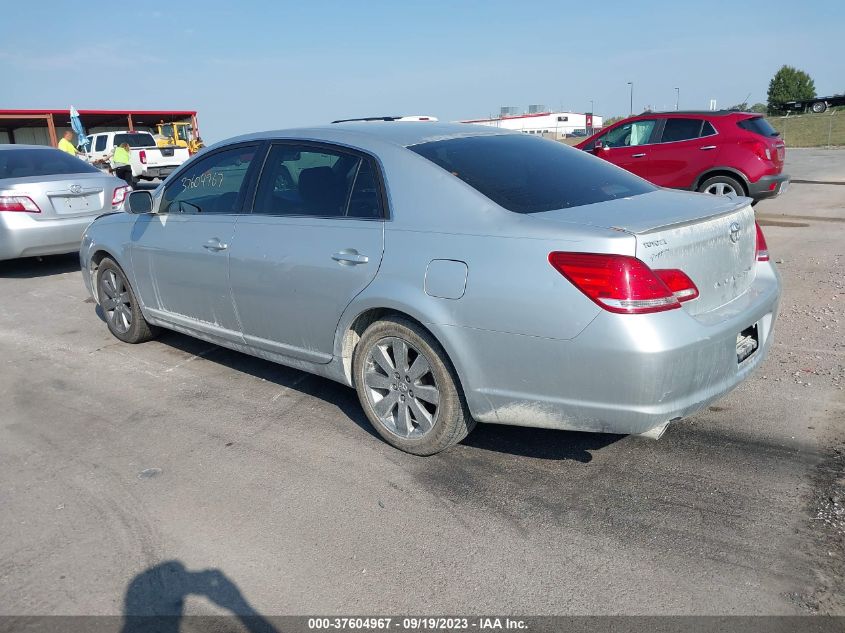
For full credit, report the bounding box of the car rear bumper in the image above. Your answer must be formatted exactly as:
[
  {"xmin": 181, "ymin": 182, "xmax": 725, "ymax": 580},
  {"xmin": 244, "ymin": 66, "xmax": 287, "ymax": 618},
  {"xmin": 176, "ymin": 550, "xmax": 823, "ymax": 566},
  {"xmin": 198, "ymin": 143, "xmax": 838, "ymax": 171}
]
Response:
[
  {"xmin": 0, "ymin": 211, "xmax": 106, "ymax": 261},
  {"xmin": 142, "ymin": 166, "xmax": 179, "ymax": 179},
  {"xmin": 449, "ymin": 262, "xmax": 781, "ymax": 436},
  {"xmin": 748, "ymin": 173, "xmax": 790, "ymax": 201}
]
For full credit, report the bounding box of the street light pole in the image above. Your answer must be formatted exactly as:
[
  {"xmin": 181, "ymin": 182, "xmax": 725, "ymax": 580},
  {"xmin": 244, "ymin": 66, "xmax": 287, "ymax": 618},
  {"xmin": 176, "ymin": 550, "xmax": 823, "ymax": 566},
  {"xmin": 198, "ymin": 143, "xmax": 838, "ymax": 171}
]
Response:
[
  {"xmin": 675, "ymin": 87, "xmax": 679, "ymax": 111},
  {"xmin": 589, "ymin": 100, "xmax": 594, "ymax": 114},
  {"xmin": 627, "ymin": 82, "xmax": 633, "ymax": 115}
]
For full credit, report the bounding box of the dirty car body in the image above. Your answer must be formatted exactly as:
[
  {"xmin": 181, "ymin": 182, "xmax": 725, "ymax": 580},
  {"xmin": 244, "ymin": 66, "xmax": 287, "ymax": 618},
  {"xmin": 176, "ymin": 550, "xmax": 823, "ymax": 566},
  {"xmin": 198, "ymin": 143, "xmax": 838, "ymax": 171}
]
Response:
[
  {"xmin": 79, "ymin": 122, "xmax": 781, "ymax": 448},
  {"xmin": 1, "ymin": 145, "xmax": 129, "ymax": 261}
]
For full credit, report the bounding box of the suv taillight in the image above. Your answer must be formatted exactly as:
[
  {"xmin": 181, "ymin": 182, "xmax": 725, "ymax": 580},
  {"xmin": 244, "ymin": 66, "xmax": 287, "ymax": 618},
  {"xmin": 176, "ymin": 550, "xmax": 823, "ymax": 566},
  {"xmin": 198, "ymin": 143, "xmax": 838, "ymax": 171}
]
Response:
[
  {"xmin": 139, "ymin": 150, "xmax": 147, "ymax": 164},
  {"xmin": 755, "ymin": 222, "xmax": 770, "ymax": 262},
  {"xmin": 548, "ymin": 252, "xmax": 698, "ymax": 314},
  {"xmin": 0, "ymin": 195, "xmax": 41, "ymax": 213},
  {"xmin": 744, "ymin": 139, "xmax": 772, "ymax": 161}
]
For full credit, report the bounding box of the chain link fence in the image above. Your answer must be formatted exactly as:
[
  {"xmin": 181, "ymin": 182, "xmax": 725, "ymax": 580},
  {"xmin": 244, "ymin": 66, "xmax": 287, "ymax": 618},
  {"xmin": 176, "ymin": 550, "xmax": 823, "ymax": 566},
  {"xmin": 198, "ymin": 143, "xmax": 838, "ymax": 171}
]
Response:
[{"xmin": 769, "ymin": 110, "xmax": 844, "ymax": 148}]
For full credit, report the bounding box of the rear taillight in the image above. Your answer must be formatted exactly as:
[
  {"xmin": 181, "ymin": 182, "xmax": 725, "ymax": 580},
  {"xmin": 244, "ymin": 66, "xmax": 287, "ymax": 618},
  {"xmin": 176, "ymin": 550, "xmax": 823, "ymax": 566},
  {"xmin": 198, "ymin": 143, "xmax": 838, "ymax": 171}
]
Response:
[
  {"xmin": 112, "ymin": 186, "xmax": 130, "ymax": 206},
  {"xmin": 755, "ymin": 222, "xmax": 769, "ymax": 262},
  {"xmin": 548, "ymin": 252, "xmax": 698, "ymax": 314},
  {"xmin": 0, "ymin": 195, "xmax": 41, "ymax": 213},
  {"xmin": 654, "ymin": 269, "xmax": 699, "ymax": 302},
  {"xmin": 744, "ymin": 140, "xmax": 772, "ymax": 161},
  {"xmin": 139, "ymin": 150, "xmax": 147, "ymax": 164}
]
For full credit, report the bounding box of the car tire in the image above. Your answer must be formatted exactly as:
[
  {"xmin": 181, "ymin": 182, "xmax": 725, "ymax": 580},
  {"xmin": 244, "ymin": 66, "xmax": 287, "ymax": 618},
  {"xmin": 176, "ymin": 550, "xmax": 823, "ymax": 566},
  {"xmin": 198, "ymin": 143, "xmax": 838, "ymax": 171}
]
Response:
[
  {"xmin": 811, "ymin": 101, "xmax": 827, "ymax": 114},
  {"xmin": 353, "ymin": 316, "xmax": 476, "ymax": 456},
  {"xmin": 698, "ymin": 175, "xmax": 746, "ymax": 198},
  {"xmin": 96, "ymin": 257, "xmax": 158, "ymax": 344}
]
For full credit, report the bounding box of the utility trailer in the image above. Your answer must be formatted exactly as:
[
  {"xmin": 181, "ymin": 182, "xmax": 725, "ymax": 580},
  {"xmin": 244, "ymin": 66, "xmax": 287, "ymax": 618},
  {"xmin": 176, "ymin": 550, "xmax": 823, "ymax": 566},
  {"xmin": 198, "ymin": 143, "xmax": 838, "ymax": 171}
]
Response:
[{"xmin": 781, "ymin": 94, "xmax": 845, "ymax": 114}]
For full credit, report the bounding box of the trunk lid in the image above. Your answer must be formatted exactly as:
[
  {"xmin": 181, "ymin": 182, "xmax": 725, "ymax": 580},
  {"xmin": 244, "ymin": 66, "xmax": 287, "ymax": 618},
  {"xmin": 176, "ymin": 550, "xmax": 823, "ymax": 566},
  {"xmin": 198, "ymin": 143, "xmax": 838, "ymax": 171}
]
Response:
[
  {"xmin": 1, "ymin": 172, "xmax": 120, "ymax": 220},
  {"xmin": 532, "ymin": 190, "xmax": 757, "ymax": 315}
]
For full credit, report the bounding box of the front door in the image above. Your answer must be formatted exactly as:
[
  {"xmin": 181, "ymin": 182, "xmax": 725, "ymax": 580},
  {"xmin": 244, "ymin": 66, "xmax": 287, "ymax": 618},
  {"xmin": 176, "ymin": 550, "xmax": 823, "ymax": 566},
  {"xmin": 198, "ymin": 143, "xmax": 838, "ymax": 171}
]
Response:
[
  {"xmin": 229, "ymin": 142, "xmax": 386, "ymax": 363},
  {"xmin": 129, "ymin": 143, "xmax": 260, "ymax": 343},
  {"xmin": 594, "ymin": 118, "xmax": 658, "ymax": 180}
]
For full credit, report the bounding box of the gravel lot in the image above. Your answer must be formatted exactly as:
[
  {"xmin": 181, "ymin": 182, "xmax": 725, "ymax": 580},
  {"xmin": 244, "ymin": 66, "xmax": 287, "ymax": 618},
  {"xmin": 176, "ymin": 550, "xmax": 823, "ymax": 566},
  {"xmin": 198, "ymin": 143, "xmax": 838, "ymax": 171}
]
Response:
[{"xmin": 1, "ymin": 149, "xmax": 843, "ymax": 618}]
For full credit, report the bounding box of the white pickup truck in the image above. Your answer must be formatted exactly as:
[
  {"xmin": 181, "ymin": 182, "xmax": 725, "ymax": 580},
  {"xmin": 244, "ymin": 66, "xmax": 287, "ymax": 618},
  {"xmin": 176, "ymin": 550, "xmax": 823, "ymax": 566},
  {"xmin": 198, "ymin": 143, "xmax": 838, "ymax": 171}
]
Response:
[{"xmin": 84, "ymin": 131, "xmax": 190, "ymax": 186}]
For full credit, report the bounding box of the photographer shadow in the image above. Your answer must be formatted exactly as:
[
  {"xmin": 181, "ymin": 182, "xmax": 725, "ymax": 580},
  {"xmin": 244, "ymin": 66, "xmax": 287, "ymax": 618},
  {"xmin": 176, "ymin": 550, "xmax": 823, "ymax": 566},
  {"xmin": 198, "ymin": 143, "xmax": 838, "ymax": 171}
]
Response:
[{"xmin": 121, "ymin": 560, "xmax": 278, "ymax": 633}]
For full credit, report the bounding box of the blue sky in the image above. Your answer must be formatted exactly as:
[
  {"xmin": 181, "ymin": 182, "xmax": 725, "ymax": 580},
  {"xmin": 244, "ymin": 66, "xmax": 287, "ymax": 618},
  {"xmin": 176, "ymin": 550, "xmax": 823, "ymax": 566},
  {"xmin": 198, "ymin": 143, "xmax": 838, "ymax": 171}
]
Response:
[{"xmin": 1, "ymin": 0, "xmax": 842, "ymax": 142}]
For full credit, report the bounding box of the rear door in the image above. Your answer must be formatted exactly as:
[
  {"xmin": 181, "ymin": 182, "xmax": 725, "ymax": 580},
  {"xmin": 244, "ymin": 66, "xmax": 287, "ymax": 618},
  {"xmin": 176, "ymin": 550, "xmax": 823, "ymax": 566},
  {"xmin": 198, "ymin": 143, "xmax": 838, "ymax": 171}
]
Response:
[
  {"xmin": 129, "ymin": 143, "xmax": 260, "ymax": 343},
  {"xmin": 229, "ymin": 142, "xmax": 385, "ymax": 363},
  {"xmin": 593, "ymin": 118, "xmax": 658, "ymax": 179},
  {"xmin": 649, "ymin": 118, "xmax": 719, "ymax": 188}
]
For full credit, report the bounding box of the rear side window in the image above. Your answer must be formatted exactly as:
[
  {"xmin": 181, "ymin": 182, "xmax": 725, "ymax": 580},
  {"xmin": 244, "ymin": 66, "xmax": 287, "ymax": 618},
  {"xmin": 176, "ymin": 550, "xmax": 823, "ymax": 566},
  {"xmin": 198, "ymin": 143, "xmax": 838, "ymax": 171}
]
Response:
[
  {"xmin": 253, "ymin": 144, "xmax": 381, "ymax": 218},
  {"xmin": 660, "ymin": 118, "xmax": 705, "ymax": 142},
  {"xmin": 113, "ymin": 133, "xmax": 156, "ymax": 148},
  {"xmin": 737, "ymin": 117, "xmax": 780, "ymax": 137},
  {"xmin": 0, "ymin": 148, "xmax": 99, "ymax": 179},
  {"xmin": 409, "ymin": 134, "xmax": 655, "ymax": 214}
]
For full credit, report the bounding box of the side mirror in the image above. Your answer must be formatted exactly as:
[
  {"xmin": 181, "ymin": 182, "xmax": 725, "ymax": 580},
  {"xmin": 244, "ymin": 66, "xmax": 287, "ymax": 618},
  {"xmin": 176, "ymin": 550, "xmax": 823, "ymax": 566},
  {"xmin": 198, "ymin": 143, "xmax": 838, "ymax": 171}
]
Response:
[
  {"xmin": 592, "ymin": 141, "xmax": 609, "ymax": 154},
  {"xmin": 125, "ymin": 190, "xmax": 154, "ymax": 214}
]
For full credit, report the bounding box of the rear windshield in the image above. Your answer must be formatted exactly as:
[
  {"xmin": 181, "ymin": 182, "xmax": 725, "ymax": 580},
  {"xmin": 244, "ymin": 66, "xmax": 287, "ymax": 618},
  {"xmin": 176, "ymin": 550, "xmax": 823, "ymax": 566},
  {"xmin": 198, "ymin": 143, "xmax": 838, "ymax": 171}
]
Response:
[
  {"xmin": 113, "ymin": 133, "xmax": 156, "ymax": 148},
  {"xmin": 737, "ymin": 117, "xmax": 780, "ymax": 137},
  {"xmin": 409, "ymin": 134, "xmax": 654, "ymax": 213},
  {"xmin": 0, "ymin": 148, "xmax": 99, "ymax": 179}
]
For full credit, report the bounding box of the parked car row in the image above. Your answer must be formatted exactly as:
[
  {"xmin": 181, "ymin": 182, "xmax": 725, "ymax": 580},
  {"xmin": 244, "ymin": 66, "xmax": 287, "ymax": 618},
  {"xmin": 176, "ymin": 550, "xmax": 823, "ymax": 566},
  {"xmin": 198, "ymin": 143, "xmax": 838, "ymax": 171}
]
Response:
[{"xmin": 71, "ymin": 121, "xmax": 781, "ymax": 455}]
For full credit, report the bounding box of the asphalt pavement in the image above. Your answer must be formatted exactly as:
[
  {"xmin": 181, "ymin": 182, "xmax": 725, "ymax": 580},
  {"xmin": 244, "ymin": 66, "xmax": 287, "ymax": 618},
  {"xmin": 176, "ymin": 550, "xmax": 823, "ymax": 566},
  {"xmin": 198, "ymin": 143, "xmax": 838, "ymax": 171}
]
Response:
[{"xmin": 1, "ymin": 150, "xmax": 843, "ymax": 618}]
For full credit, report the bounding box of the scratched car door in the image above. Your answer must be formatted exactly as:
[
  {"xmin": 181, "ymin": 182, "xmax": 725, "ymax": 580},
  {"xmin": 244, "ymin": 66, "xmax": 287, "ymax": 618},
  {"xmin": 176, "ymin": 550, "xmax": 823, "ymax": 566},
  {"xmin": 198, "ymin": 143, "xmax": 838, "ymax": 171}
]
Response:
[{"xmin": 229, "ymin": 142, "xmax": 385, "ymax": 363}]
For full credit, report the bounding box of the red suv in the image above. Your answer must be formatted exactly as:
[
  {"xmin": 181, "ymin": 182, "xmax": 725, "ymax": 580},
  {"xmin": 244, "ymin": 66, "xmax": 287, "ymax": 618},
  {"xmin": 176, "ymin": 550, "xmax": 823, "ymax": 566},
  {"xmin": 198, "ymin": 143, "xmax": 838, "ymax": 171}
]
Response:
[{"xmin": 575, "ymin": 111, "xmax": 789, "ymax": 203}]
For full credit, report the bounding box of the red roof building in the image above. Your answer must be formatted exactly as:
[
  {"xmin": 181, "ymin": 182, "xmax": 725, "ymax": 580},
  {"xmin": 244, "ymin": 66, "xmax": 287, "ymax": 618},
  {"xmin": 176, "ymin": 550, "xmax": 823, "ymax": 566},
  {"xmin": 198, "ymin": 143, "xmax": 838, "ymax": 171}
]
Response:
[{"xmin": 0, "ymin": 109, "xmax": 199, "ymax": 147}]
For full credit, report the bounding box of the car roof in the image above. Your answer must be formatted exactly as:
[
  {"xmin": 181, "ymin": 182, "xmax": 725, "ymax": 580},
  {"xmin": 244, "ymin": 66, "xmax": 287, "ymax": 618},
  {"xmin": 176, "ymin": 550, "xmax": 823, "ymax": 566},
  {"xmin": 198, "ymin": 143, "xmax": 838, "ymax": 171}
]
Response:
[
  {"xmin": 629, "ymin": 110, "xmax": 758, "ymax": 119},
  {"xmin": 211, "ymin": 121, "xmax": 513, "ymax": 153}
]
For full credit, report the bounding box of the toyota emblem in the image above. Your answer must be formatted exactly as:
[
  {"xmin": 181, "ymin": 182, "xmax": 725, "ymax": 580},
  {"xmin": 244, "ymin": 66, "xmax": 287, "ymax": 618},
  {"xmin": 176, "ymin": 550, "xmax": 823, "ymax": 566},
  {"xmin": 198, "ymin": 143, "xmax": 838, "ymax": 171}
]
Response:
[
  {"xmin": 729, "ymin": 221, "xmax": 741, "ymax": 244},
  {"xmin": 69, "ymin": 184, "xmax": 83, "ymax": 194}
]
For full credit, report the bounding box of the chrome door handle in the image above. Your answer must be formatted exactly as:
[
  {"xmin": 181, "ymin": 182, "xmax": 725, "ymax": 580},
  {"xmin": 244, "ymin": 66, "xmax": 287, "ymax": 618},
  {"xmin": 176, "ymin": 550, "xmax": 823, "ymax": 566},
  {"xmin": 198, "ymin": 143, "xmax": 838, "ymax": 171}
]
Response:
[
  {"xmin": 699, "ymin": 145, "xmax": 717, "ymax": 150},
  {"xmin": 332, "ymin": 250, "xmax": 369, "ymax": 265},
  {"xmin": 632, "ymin": 153, "xmax": 646, "ymax": 158},
  {"xmin": 202, "ymin": 239, "xmax": 228, "ymax": 252}
]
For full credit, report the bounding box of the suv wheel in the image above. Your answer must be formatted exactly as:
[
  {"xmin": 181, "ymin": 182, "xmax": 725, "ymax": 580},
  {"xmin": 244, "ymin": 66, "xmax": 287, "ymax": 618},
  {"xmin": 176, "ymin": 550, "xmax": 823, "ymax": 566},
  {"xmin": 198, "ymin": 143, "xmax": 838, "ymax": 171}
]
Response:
[
  {"xmin": 353, "ymin": 316, "xmax": 476, "ymax": 455},
  {"xmin": 698, "ymin": 175, "xmax": 745, "ymax": 198}
]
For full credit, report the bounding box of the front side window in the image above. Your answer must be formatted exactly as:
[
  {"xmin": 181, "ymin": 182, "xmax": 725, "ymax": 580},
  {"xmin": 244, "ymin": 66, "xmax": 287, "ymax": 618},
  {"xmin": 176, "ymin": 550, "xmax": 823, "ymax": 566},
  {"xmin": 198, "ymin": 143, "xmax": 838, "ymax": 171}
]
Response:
[
  {"xmin": 602, "ymin": 119, "xmax": 657, "ymax": 147},
  {"xmin": 660, "ymin": 118, "xmax": 705, "ymax": 143},
  {"xmin": 253, "ymin": 144, "xmax": 381, "ymax": 218},
  {"xmin": 409, "ymin": 133, "xmax": 655, "ymax": 214},
  {"xmin": 95, "ymin": 135, "xmax": 108, "ymax": 152},
  {"xmin": 161, "ymin": 145, "xmax": 257, "ymax": 214}
]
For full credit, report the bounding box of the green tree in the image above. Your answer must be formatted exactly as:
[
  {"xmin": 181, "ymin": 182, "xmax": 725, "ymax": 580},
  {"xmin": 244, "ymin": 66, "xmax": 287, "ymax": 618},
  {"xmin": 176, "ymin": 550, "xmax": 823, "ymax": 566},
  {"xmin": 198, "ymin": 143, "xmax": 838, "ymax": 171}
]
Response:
[
  {"xmin": 767, "ymin": 65, "xmax": 816, "ymax": 114},
  {"xmin": 749, "ymin": 103, "xmax": 768, "ymax": 114},
  {"xmin": 604, "ymin": 116, "xmax": 625, "ymax": 126}
]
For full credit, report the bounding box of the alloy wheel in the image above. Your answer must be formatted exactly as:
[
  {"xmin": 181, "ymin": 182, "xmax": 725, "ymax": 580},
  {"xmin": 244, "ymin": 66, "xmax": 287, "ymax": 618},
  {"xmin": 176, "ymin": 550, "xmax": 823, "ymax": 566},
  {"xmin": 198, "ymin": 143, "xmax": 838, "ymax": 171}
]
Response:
[
  {"xmin": 704, "ymin": 182, "xmax": 737, "ymax": 196},
  {"xmin": 101, "ymin": 269, "xmax": 132, "ymax": 334},
  {"xmin": 363, "ymin": 336, "xmax": 440, "ymax": 439}
]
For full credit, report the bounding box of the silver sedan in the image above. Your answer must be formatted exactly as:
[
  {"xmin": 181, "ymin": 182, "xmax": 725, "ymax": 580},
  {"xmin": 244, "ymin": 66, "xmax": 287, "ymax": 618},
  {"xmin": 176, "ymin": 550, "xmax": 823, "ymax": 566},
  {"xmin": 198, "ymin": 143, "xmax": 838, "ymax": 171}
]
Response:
[
  {"xmin": 0, "ymin": 145, "xmax": 130, "ymax": 261},
  {"xmin": 79, "ymin": 122, "xmax": 781, "ymax": 455}
]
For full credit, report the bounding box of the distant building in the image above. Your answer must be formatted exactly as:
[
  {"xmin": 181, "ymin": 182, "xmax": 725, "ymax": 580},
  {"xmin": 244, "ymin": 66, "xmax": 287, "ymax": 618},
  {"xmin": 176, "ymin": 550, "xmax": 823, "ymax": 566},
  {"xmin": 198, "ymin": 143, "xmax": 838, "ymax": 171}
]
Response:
[{"xmin": 459, "ymin": 110, "xmax": 602, "ymax": 140}]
